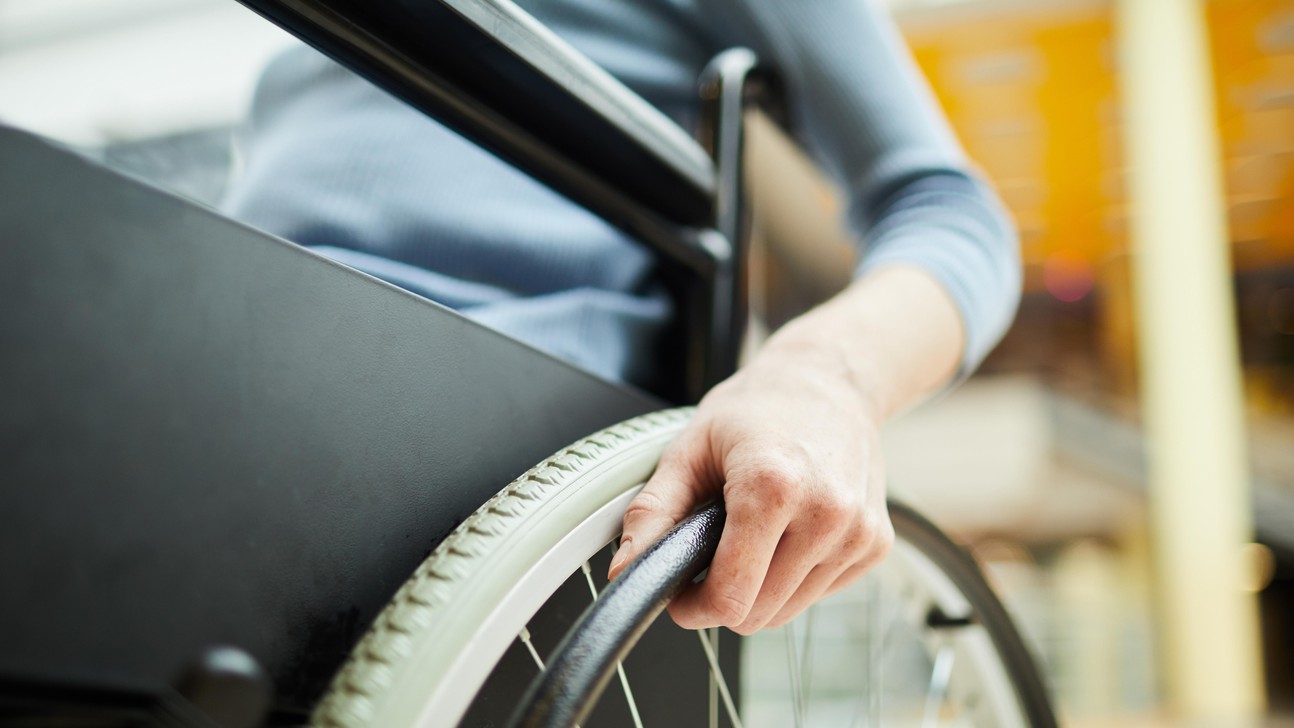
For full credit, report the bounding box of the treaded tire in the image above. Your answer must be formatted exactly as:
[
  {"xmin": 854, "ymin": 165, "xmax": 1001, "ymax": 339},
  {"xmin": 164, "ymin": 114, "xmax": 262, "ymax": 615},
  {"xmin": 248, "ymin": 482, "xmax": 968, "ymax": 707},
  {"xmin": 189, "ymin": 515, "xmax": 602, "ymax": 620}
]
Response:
[
  {"xmin": 311, "ymin": 408, "xmax": 692, "ymax": 728},
  {"xmin": 310, "ymin": 408, "xmax": 1057, "ymax": 727}
]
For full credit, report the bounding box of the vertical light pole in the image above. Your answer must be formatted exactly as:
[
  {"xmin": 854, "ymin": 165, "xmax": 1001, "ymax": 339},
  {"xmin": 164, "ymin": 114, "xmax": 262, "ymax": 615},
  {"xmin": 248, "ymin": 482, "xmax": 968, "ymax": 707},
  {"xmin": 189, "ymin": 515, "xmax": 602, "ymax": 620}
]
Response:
[{"xmin": 1114, "ymin": 0, "xmax": 1266, "ymax": 722}]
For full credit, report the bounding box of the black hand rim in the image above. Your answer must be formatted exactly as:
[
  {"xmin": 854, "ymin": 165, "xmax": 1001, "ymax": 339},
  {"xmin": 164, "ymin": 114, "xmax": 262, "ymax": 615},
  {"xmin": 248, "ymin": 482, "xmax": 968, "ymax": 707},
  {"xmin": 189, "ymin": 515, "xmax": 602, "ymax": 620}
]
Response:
[{"xmin": 505, "ymin": 499, "xmax": 1058, "ymax": 728}]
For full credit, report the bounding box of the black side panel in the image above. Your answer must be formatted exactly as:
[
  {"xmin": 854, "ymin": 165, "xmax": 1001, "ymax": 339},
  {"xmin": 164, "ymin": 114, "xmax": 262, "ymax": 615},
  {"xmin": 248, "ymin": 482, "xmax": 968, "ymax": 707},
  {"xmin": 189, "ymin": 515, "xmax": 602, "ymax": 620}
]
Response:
[{"xmin": 0, "ymin": 127, "xmax": 660, "ymax": 710}]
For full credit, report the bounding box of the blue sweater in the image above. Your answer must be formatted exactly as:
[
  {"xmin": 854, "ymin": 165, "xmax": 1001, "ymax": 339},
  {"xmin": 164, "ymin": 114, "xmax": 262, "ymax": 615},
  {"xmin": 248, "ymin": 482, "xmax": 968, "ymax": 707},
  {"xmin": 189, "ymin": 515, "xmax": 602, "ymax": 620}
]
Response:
[{"xmin": 222, "ymin": 0, "xmax": 1020, "ymax": 387}]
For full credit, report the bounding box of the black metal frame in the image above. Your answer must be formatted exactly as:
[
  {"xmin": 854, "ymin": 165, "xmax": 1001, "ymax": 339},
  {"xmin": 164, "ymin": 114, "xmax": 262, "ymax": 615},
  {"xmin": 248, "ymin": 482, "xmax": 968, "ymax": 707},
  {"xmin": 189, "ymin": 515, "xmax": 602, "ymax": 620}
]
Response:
[{"xmin": 234, "ymin": 0, "xmax": 717, "ymax": 230}]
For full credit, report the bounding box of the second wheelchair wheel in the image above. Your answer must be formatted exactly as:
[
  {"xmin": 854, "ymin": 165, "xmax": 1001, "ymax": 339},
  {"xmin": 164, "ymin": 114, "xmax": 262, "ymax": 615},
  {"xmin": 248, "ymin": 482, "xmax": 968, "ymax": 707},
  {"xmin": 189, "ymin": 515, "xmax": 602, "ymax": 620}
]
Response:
[
  {"xmin": 309, "ymin": 409, "xmax": 1056, "ymax": 728},
  {"xmin": 732, "ymin": 501, "xmax": 1056, "ymax": 727}
]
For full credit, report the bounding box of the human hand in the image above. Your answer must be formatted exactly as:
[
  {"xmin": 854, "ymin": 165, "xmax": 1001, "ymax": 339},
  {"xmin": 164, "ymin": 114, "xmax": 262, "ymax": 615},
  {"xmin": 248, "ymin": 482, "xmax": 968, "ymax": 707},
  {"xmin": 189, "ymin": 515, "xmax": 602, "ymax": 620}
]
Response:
[{"xmin": 606, "ymin": 343, "xmax": 894, "ymax": 634}]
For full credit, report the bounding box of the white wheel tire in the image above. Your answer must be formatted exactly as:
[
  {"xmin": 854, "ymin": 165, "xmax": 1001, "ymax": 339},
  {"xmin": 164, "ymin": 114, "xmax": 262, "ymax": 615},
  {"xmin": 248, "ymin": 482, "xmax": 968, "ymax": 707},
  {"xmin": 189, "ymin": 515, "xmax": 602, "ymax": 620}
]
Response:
[
  {"xmin": 311, "ymin": 408, "xmax": 692, "ymax": 728},
  {"xmin": 311, "ymin": 407, "xmax": 1055, "ymax": 728}
]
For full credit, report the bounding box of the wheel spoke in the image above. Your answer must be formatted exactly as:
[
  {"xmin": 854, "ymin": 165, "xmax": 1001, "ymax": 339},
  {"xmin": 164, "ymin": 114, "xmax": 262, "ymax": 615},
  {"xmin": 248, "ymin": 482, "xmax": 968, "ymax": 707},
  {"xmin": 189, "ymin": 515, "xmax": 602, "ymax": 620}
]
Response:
[
  {"xmin": 869, "ymin": 577, "xmax": 883, "ymax": 728},
  {"xmin": 850, "ymin": 574, "xmax": 884, "ymax": 728},
  {"xmin": 697, "ymin": 628, "xmax": 744, "ymax": 728},
  {"xmin": 708, "ymin": 627, "xmax": 719, "ymax": 728},
  {"xmin": 921, "ymin": 641, "xmax": 955, "ymax": 728},
  {"xmin": 518, "ymin": 624, "xmax": 587, "ymax": 728},
  {"xmin": 800, "ymin": 605, "xmax": 816, "ymax": 725},
  {"xmin": 581, "ymin": 560, "xmax": 644, "ymax": 728},
  {"xmin": 519, "ymin": 626, "xmax": 546, "ymax": 671},
  {"xmin": 847, "ymin": 594, "xmax": 866, "ymax": 728},
  {"xmin": 785, "ymin": 620, "xmax": 806, "ymax": 727}
]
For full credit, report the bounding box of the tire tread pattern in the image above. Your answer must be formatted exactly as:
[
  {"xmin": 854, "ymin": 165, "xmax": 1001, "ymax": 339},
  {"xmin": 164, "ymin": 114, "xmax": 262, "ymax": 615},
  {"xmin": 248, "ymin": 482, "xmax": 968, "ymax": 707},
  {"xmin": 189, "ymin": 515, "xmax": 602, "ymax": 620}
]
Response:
[{"xmin": 310, "ymin": 408, "xmax": 692, "ymax": 728}]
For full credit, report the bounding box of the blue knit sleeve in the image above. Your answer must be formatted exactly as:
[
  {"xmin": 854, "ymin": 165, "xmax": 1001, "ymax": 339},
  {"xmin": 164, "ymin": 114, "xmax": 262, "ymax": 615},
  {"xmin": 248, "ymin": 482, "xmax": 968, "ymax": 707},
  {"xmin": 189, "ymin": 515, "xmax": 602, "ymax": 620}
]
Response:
[{"xmin": 696, "ymin": 0, "xmax": 1022, "ymax": 375}]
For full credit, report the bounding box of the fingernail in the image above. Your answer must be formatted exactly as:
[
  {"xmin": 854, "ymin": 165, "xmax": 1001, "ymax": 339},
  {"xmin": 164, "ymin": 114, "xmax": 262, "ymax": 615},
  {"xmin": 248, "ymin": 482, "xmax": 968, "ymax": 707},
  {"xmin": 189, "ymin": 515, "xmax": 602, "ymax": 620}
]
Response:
[{"xmin": 608, "ymin": 538, "xmax": 632, "ymax": 577}]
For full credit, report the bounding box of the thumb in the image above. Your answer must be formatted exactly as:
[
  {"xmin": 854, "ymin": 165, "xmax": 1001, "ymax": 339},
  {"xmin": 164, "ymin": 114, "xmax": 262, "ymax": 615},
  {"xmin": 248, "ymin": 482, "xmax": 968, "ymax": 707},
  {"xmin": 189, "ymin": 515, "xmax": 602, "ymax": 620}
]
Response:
[{"xmin": 608, "ymin": 439, "xmax": 711, "ymax": 580}]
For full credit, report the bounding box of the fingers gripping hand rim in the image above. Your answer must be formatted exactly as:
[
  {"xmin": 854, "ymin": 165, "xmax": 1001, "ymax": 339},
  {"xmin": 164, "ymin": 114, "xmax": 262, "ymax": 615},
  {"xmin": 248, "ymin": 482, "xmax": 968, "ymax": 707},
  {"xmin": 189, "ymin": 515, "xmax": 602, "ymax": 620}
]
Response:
[
  {"xmin": 608, "ymin": 427, "xmax": 714, "ymax": 579},
  {"xmin": 612, "ymin": 415, "xmax": 893, "ymax": 634},
  {"xmin": 665, "ymin": 469, "xmax": 795, "ymax": 631}
]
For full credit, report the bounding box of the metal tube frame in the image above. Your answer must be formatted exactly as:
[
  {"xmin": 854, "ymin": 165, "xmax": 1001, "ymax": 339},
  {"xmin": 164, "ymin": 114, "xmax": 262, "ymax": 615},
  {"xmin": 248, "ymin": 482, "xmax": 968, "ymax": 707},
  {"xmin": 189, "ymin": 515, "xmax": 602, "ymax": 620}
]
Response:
[{"xmin": 230, "ymin": 0, "xmax": 776, "ymax": 402}]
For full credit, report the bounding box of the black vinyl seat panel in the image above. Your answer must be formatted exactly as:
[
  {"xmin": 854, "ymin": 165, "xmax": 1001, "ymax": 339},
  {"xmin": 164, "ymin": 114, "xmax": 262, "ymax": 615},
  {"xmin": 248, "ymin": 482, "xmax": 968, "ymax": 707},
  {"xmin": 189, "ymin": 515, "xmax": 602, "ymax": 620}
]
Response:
[{"xmin": 0, "ymin": 126, "xmax": 661, "ymax": 712}]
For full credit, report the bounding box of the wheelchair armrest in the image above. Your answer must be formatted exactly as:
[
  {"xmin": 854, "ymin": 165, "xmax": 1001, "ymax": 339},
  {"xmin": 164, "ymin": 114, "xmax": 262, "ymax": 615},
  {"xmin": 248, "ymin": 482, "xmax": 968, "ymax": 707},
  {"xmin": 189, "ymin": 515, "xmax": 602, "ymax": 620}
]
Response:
[{"xmin": 232, "ymin": 0, "xmax": 715, "ymax": 234}]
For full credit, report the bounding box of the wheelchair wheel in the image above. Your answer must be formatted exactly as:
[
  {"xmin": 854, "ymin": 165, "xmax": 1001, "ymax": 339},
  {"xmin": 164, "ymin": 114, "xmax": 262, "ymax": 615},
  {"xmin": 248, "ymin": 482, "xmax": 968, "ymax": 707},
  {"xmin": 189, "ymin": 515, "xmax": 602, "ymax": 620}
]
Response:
[{"xmin": 309, "ymin": 409, "xmax": 1056, "ymax": 728}]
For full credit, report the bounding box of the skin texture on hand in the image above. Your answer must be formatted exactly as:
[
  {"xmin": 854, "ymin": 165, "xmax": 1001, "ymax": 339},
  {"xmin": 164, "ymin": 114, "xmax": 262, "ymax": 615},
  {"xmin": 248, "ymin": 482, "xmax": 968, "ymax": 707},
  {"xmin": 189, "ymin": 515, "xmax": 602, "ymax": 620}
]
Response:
[{"xmin": 608, "ymin": 265, "xmax": 965, "ymax": 633}]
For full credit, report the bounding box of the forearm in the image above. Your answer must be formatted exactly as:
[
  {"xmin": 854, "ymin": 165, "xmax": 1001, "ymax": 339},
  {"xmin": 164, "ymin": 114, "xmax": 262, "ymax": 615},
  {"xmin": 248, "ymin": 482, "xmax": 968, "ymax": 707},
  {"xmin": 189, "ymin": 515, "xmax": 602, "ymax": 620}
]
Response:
[{"xmin": 748, "ymin": 264, "xmax": 964, "ymax": 423}]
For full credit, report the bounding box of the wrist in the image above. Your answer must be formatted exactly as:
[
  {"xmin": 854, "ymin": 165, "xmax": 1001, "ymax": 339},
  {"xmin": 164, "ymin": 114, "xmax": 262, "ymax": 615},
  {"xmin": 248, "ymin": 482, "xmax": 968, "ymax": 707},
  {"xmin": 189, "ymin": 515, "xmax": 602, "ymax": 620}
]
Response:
[
  {"xmin": 756, "ymin": 313, "xmax": 890, "ymax": 421},
  {"xmin": 749, "ymin": 266, "xmax": 964, "ymax": 422}
]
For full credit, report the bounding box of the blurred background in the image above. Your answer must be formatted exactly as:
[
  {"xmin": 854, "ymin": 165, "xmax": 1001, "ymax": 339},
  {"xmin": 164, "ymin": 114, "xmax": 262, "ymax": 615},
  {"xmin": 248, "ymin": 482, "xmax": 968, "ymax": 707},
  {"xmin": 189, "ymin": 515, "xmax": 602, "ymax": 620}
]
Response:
[{"xmin": 1, "ymin": 0, "xmax": 1289, "ymax": 725}]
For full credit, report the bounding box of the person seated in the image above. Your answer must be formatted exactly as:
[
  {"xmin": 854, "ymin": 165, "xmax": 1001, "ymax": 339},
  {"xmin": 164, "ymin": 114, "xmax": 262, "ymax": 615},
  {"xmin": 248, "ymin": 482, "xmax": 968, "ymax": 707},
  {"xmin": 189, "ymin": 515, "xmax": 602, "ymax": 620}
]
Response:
[{"xmin": 222, "ymin": 0, "xmax": 1020, "ymax": 635}]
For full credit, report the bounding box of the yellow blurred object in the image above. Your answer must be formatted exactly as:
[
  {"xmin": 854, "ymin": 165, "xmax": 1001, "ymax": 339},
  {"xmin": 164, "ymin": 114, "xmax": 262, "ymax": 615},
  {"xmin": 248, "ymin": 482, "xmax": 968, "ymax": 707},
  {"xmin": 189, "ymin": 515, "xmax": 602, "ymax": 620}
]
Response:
[
  {"xmin": 1117, "ymin": 0, "xmax": 1265, "ymax": 720},
  {"xmin": 899, "ymin": 0, "xmax": 1294, "ymax": 291}
]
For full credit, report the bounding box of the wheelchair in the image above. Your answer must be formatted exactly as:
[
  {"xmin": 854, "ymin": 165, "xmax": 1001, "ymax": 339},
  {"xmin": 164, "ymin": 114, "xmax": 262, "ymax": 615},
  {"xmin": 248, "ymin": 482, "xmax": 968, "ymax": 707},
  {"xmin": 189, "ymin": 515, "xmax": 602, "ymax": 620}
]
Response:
[{"xmin": 0, "ymin": 0, "xmax": 1057, "ymax": 726}]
